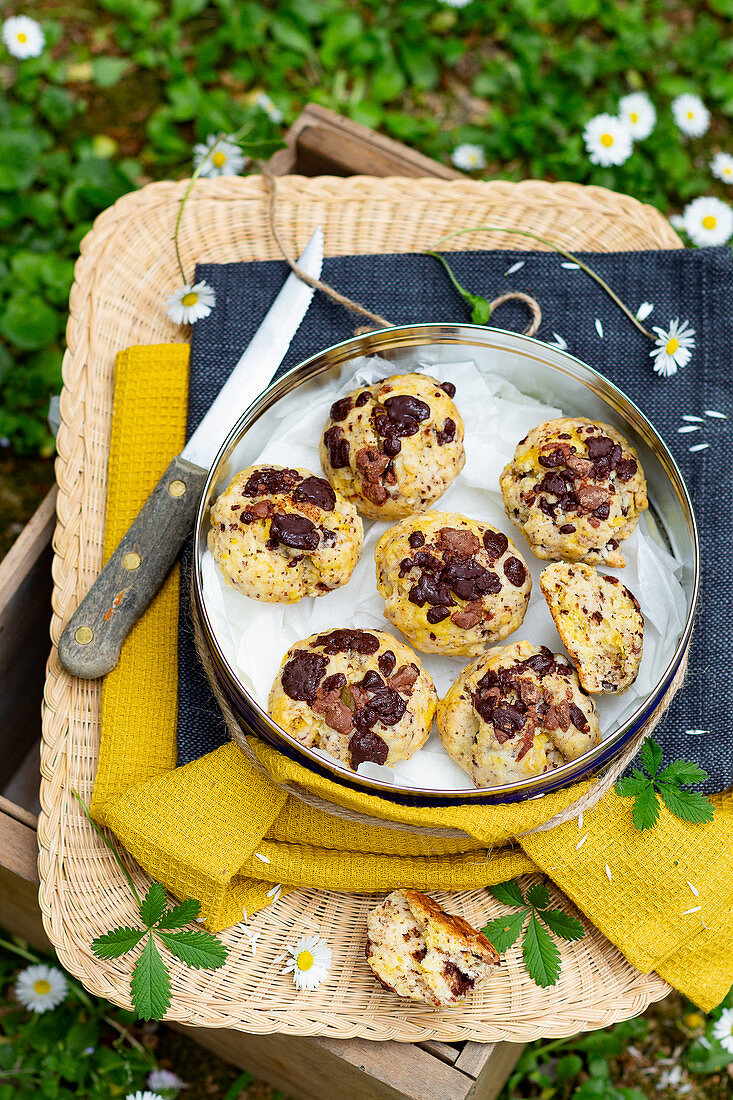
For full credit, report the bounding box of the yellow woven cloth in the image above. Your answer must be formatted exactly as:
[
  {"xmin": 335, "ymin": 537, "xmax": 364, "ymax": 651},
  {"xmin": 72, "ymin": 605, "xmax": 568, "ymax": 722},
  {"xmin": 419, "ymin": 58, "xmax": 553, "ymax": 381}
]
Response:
[{"xmin": 92, "ymin": 344, "xmax": 733, "ymax": 1011}]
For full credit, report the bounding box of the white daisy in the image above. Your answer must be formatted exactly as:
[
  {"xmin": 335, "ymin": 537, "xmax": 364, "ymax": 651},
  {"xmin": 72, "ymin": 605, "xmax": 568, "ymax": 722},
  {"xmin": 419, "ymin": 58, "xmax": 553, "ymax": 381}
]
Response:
[
  {"xmin": 712, "ymin": 1007, "xmax": 733, "ymax": 1054},
  {"xmin": 618, "ymin": 92, "xmax": 656, "ymax": 140},
  {"xmin": 650, "ymin": 318, "xmax": 696, "ymax": 378},
  {"xmin": 256, "ymin": 92, "xmax": 283, "ymax": 124},
  {"xmin": 711, "ymin": 152, "xmax": 733, "ymax": 185},
  {"xmin": 15, "ymin": 964, "xmax": 68, "ymax": 1013},
  {"xmin": 672, "ymin": 94, "xmax": 710, "ymax": 138},
  {"xmin": 126, "ymin": 1092, "xmax": 166, "ymax": 1100},
  {"xmin": 193, "ymin": 134, "xmax": 246, "ymax": 178},
  {"xmin": 440, "ymin": 0, "xmax": 471, "ymax": 7},
  {"xmin": 670, "ymin": 213, "xmax": 685, "ymax": 231},
  {"xmin": 583, "ymin": 114, "xmax": 633, "ymax": 167},
  {"xmin": 2, "ymin": 15, "xmax": 45, "ymax": 58},
  {"xmin": 451, "ymin": 143, "xmax": 486, "ymax": 171},
  {"xmin": 165, "ymin": 281, "xmax": 216, "ymax": 325},
  {"xmin": 281, "ymin": 934, "xmax": 332, "ymax": 991},
  {"xmin": 148, "ymin": 1068, "xmax": 186, "ymax": 1093},
  {"xmin": 682, "ymin": 196, "xmax": 733, "ymax": 247}
]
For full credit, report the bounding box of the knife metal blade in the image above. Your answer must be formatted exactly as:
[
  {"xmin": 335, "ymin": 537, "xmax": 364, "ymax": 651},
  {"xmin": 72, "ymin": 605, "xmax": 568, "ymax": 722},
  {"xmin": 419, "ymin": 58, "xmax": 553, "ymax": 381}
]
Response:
[{"xmin": 58, "ymin": 228, "xmax": 324, "ymax": 679}]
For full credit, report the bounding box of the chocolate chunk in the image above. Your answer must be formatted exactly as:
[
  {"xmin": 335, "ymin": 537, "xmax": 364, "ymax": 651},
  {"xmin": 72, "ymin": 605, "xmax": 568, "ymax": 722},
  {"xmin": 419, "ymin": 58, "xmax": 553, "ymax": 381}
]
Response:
[
  {"xmin": 577, "ymin": 485, "xmax": 609, "ymax": 512},
  {"xmin": 442, "ymin": 961, "xmax": 473, "ymax": 997},
  {"xmin": 593, "ymin": 501, "xmax": 610, "ymax": 520},
  {"xmin": 242, "ymin": 499, "xmax": 273, "ymax": 523},
  {"xmin": 451, "ymin": 606, "xmax": 482, "ymax": 629},
  {"xmin": 281, "ymin": 650, "xmax": 328, "ymax": 703},
  {"xmin": 408, "ymin": 531, "xmax": 425, "ymax": 549},
  {"xmin": 539, "ymin": 472, "xmax": 568, "ymax": 498},
  {"xmin": 313, "ymin": 630, "xmax": 380, "ymax": 655},
  {"xmin": 615, "ymin": 456, "xmax": 638, "ymax": 481},
  {"xmin": 355, "ymin": 445, "xmax": 390, "ymax": 483},
  {"xmin": 412, "ymin": 550, "xmax": 442, "ymax": 571},
  {"xmin": 329, "ymin": 396, "xmax": 353, "ymax": 422},
  {"xmin": 383, "ymin": 393, "xmax": 431, "ymax": 430},
  {"xmin": 442, "ymin": 559, "xmax": 501, "ymax": 600},
  {"xmin": 426, "ymin": 606, "xmax": 451, "ymax": 624},
  {"xmin": 312, "ymin": 690, "xmax": 353, "ymax": 735},
  {"xmin": 323, "ymin": 673, "xmax": 347, "ymax": 693},
  {"xmin": 436, "ymin": 418, "xmax": 456, "ymax": 445},
  {"xmin": 521, "ymin": 647, "xmax": 555, "ymax": 676},
  {"xmin": 291, "ymin": 475, "xmax": 336, "ymax": 511},
  {"xmin": 538, "ymin": 447, "xmax": 566, "ymax": 468},
  {"xmin": 383, "ymin": 436, "xmax": 402, "ymax": 457},
  {"xmin": 438, "ymin": 527, "xmax": 480, "ymax": 557},
  {"xmin": 243, "ymin": 466, "xmax": 300, "ymax": 497},
  {"xmin": 389, "ymin": 664, "xmax": 419, "ymax": 692},
  {"xmin": 356, "ymin": 686, "xmax": 406, "ymax": 728},
  {"xmin": 559, "ymin": 523, "xmax": 576, "ymax": 533},
  {"xmin": 591, "ymin": 610, "xmax": 603, "ymax": 624},
  {"xmin": 482, "ymin": 529, "xmax": 509, "ymax": 561},
  {"xmin": 354, "ymin": 389, "xmax": 372, "ymax": 407},
  {"xmin": 378, "ymin": 650, "xmax": 397, "ymax": 677},
  {"xmin": 361, "ymin": 670, "xmax": 385, "ymax": 691},
  {"xmin": 323, "ymin": 425, "xmax": 350, "ymax": 469},
  {"xmin": 349, "ymin": 727, "xmax": 389, "ymax": 768},
  {"xmin": 538, "ymin": 496, "xmax": 558, "ymax": 517},
  {"xmin": 544, "ymin": 705, "xmax": 560, "ymax": 731},
  {"xmin": 440, "ymin": 381, "xmax": 456, "ymax": 397},
  {"xmin": 503, "ymin": 557, "xmax": 527, "ymax": 587},
  {"xmin": 362, "ymin": 480, "xmax": 388, "ymax": 505},
  {"xmin": 413, "ymin": 945, "xmax": 428, "ymax": 963},
  {"xmin": 569, "ymin": 702, "xmax": 590, "ymax": 732},
  {"xmin": 587, "ymin": 435, "xmax": 614, "ymax": 459},
  {"xmin": 519, "ymin": 679, "xmax": 540, "ymax": 706},
  {"xmin": 566, "ymin": 453, "xmax": 594, "ymax": 478},
  {"xmin": 269, "ymin": 513, "xmax": 320, "ymax": 551},
  {"xmin": 492, "ymin": 703, "xmax": 527, "ymax": 734},
  {"xmin": 560, "ymin": 493, "xmax": 579, "ymax": 513},
  {"xmin": 409, "ymin": 574, "xmax": 454, "ymax": 608}
]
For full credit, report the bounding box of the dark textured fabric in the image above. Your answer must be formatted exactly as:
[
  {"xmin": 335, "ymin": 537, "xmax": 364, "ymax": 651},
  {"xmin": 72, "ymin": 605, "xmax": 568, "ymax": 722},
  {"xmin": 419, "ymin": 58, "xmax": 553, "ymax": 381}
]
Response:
[{"xmin": 176, "ymin": 247, "xmax": 732, "ymax": 794}]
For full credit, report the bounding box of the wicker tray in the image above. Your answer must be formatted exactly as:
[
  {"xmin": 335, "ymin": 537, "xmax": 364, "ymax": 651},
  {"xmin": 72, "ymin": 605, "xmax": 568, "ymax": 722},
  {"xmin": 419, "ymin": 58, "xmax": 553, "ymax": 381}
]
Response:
[{"xmin": 40, "ymin": 176, "xmax": 677, "ymax": 1041}]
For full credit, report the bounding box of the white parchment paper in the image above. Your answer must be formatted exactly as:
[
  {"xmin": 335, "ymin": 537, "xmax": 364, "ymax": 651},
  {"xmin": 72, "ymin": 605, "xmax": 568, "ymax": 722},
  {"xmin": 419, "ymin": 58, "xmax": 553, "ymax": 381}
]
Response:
[{"xmin": 201, "ymin": 353, "xmax": 687, "ymax": 791}]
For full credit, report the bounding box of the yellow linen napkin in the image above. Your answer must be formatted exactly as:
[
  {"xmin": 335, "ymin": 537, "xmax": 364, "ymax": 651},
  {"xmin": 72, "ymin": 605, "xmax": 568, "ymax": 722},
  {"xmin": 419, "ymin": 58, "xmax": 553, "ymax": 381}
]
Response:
[{"xmin": 91, "ymin": 344, "xmax": 733, "ymax": 1011}]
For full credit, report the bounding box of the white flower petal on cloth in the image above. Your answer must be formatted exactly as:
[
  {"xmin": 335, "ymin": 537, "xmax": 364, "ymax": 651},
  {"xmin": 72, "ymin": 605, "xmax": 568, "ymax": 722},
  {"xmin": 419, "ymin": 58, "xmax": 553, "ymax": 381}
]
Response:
[
  {"xmin": 595, "ymin": 318, "xmax": 604, "ymax": 338},
  {"xmin": 505, "ymin": 261, "xmax": 525, "ymax": 275},
  {"xmin": 636, "ymin": 302, "xmax": 654, "ymax": 321}
]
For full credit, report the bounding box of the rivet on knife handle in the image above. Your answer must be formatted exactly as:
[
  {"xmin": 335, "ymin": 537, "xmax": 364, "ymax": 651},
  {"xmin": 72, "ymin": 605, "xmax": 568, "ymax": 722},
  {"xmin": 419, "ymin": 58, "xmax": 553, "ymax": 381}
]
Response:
[{"xmin": 58, "ymin": 456, "xmax": 209, "ymax": 679}]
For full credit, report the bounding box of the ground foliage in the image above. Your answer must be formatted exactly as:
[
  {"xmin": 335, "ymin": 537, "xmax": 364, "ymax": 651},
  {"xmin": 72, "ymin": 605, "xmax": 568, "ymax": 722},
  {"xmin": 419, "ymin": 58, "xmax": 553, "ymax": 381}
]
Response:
[{"xmin": 1, "ymin": 0, "xmax": 733, "ymax": 452}]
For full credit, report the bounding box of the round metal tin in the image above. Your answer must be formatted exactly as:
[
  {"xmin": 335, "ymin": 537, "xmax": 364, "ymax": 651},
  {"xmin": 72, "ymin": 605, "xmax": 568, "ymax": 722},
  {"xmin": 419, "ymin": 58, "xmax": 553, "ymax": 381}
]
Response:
[{"xmin": 192, "ymin": 324, "xmax": 699, "ymax": 806}]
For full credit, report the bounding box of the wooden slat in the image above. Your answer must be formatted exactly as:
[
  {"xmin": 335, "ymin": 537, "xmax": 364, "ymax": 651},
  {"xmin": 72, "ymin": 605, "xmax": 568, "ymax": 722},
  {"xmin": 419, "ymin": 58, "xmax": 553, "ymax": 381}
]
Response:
[
  {"xmin": 0, "ymin": 488, "xmax": 56, "ymax": 787},
  {"xmin": 465, "ymin": 1042, "xmax": 527, "ymax": 1100},
  {"xmin": 417, "ymin": 1039, "xmax": 462, "ymax": 1065},
  {"xmin": 0, "ymin": 809, "xmax": 50, "ymax": 952},
  {"xmin": 269, "ymin": 103, "xmax": 461, "ymax": 180}
]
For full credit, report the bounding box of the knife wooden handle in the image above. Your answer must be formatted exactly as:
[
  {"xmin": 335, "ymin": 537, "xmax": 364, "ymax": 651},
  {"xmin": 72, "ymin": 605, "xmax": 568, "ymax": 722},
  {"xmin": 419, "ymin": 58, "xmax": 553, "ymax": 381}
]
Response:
[{"xmin": 58, "ymin": 456, "xmax": 209, "ymax": 679}]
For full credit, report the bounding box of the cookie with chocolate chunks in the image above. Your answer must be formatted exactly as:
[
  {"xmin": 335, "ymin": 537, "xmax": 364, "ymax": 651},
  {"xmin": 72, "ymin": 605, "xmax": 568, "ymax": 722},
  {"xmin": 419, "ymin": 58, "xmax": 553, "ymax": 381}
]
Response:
[
  {"xmin": 375, "ymin": 512, "xmax": 532, "ymax": 657},
  {"xmin": 319, "ymin": 372, "xmax": 465, "ymax": 519},
  {"xmin": 268, "ymin": 629, "xmax": 437, "ymax": 773},
  {"xmin": 208, "ymin": 463, "xmax": 363, "ymax": 603},
  {"xmin": 499, "ymin": 416, "xmax": 648, "ymax": 568},
  {"xmin": 437, "ymin": 640, "xmax": 600, "ymax": 788}
]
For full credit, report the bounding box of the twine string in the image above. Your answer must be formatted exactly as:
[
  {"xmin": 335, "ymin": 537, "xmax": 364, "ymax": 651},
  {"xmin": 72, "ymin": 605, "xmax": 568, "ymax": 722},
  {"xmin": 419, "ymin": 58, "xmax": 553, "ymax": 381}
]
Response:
[
  {"xmin": 261, "ymin": 167, "xmax": 543, "ymax": 340},
  {"xmin": 191, "ymin": 579, "xmax": 688, "ymax": 841}
]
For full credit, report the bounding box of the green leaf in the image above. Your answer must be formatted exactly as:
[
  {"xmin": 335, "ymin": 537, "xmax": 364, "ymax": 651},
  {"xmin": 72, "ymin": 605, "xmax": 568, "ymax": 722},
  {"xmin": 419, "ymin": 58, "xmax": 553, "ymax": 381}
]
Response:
[
  {"xmin": 657, "ymin": 759, "xmax": 709, "ymax": 786},
  {"xmin": 91, "ymin": 925, "xmax": 146, "ymax": 959},
  {"xmin": 522, "ymin": 913, "xmax": 561, "ymax": 987},
  {"xmin": 489, "ymin": 879, "xmax": 526, "ymax": 909},
  {"xmin": 480, "ymin": 910, "xmax": 527, "ymax": 953},
  {"xmin": 92, "ymin": 57, "xmax": 132, "ymax": 88},
  {"xmin": 526, "ymin": 881, "xmax": 549, "ymax": 910},
  {"xmin": 630, "ymin": 784, "xmax": 660, "ymax": 831},
  {"xmin": 155, "ymin": 930, "xmax": 227, "ymax": 970},
  {"xmin": 539, "ymin": 908, "xmax": 586, "ymax": 941},
  {"xmin": 0, "ymin": 131, "xmax": 40, "ymax": 192},
  {"xmin": 615, "ymin": 773, "xmax": 650, "ymax": 798},
  {"xmin": 139, "ymin": 882, "xmax": 167, "ymax": 927},
  {"xmin": 555, "ymin": 1053, "xmax": 583, "ymax": 1083},
  {"xmin": 155, "ymin": 898, "xmax": 201, "ymax": 929},
  {"xmin": 640, "ymin": 738, "xmax": 662, "ymax": 777},
  {"xmin": 130, "ymin": 935, "xmax": 171, "ymax": 1021},
  {"xmin": 658, "ymin": 785, "xmax": 715, "ymax": 825},
  {"xmin": 0, "ymin": 295, "xmax": 60, "ymax": 351}
]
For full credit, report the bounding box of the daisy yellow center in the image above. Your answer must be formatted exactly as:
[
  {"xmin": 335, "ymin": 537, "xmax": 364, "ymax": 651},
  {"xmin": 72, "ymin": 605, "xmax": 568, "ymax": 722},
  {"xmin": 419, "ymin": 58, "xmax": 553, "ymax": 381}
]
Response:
[
  {"xmin": 702, "ymin": 215, "xmax": 717, "ymax": 230},
  {"xmin": 726, "ymin": 169, "xmax": 732, "ymax": 176},
  {"xmin": 630, "ymin": 112, "xmax": 639, "ymax": 123},
  {"xmin": 684, "ymin": 1012, "xmax": 704, "ymax": 1029},
  {"xmin": 666, "ymin": 337, "xmax": 680, "ymax": 354},
  {"xmin": 600, "ymin": 133, "xmax": 614, "ymax": 147},
  {"xmin": 17, "ymin": 32, "xmax": 28, "ymax": 42},
  {"xmin": 296, "ymin": 950, "xmax": 314, "ymax": 971},
  {"xmin": 181, "ymin": 292, "xmax": 198, "ymax": 307},
  {"xmin": 212, "ymin": 151, "xmax": 226, "ymax": 167},
  {"xmin": 687, "ymin": 111, "xmax": 695, "ymax": 119},
  {"xmin": 33, "ymin": 979, "xmax": 52, "ymax": 995}
]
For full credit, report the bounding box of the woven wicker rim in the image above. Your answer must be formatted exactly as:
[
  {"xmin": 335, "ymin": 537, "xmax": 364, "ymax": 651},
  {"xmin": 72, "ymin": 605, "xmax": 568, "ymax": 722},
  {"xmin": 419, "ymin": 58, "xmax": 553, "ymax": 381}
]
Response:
[{"xmin": 39, "ymin": 176, "xmax": 676, "ymax": 1040}]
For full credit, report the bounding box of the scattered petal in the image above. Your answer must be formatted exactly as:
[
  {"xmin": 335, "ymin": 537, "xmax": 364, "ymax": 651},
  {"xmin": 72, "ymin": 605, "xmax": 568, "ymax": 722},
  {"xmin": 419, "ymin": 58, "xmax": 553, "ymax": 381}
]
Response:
[
  {"xmin": 635, "ymin": 301, "xmax": 654, "ymax": 321},
  {"xmin": 504, "ymin": 260, "xmax": 525, "ymax": 275},
  {"xmin": 680, "ymin": 906, "xmax": 702, "ymax": 915},
  {"xmin": 705, "ymin": 409, "xmax": 727, "ymax": 418},
  {"xmin": 595, "ymin": 318, "xmax": 603, "ymax": 338},
  {"xmin": 577, "ymin": 813, "xmax": 583, "ymax": 829},
  {"xmin": 678, "ymin": 425, "xmax": 701, "ymax": 433},
  {"xmin": 686, "ymin": 728, "xmax": 709, "ymax": 735},
  {"xmin": 254, "ymin": 852, "xmax": 271, "ymax": 864},
  {"xmin": 576, "ymin": 834, "xmax": 588, "ymax": 850},
  {"xmin": 689, "ymin": 443, "xmax": 710, "ymax": 452},
  {"xmin": 681, "ymin": 414, "xmax": 704, "ymax": 421},
  {"xmin": 687, "ymin": 882, "xmax": 700, "ymax": 897},
  {"xmin": 266, "ymin": 883, "xmax": 282, "ymax": 898},
  {"xmin": 548, "ymin": 332, "xmax": 568, "ymax": 349},
  {"xmin": 561, "ymin": 262, "xmax": 580, "ymax": 269},
  {"xmin": 605, "ymin": 864, "xmax": 612, "ymax": 883}
]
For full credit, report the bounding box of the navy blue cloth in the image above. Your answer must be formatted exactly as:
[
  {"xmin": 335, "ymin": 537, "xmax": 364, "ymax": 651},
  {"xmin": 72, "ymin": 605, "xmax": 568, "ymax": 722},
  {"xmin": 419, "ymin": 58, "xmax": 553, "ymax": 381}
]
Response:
[{"xmin": 176, "ymin": 247, "xmax": 733, "ymax": 793}]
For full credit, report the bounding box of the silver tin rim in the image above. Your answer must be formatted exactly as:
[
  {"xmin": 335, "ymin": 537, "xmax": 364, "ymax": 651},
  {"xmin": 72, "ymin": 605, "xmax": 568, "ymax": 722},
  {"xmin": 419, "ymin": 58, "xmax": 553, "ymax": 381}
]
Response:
[{"xmin": 192, "ymin": 323, "xmax": 700, "ymax": 805}]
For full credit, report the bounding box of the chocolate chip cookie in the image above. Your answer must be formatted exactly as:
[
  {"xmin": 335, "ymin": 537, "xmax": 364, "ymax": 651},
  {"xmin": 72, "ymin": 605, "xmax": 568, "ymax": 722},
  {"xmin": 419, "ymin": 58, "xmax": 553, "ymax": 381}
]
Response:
[
  {"xmin": 499, "ymin": 417, "xmax": 648, "ymax": 567},
  {"xmin": 319, "ymin": 373, "xmax": 465, "ymax": 519},
  {"xmin": 208, "ymin": 464, "xmax": 363, "ymax": 602},
  {"xmin": 374, "ymin": 512, "xmax": 532, "ymax": 656},
  {"xmin": 540, "ymin": 561, "xmax": 644, "ymax": 693},
  {"xmin": 437, "ymin": 641, "xmax": 601, "ymax": 787},
  {"xmin": 268, "ymin": 629, "xmax": 438, "ymax": 772},
  {"xmin": 366, "ymin": 889, "xmax": 499, "ymax": 1007}
]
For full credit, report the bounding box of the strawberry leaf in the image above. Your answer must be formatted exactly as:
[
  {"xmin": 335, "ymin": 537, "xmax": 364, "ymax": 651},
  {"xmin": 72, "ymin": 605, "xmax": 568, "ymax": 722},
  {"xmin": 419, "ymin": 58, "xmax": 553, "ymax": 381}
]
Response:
[
  {"xmin": 139, "ymin": 882, "xmax": 167, "ymax": 927},
  {"xmin": 91, "ymin": 926, "xmax": 145, "ymax": 959},
  {"xmin": 657, "ymin": 759, "xmax": 709, "ymax": 786},
  {"xmin": 480, "ymin": 910, "xmax": 527, "ymax": 953},
  {"xmin": 526, "ymin": 881, "xmax": 550, "ymax": 910},
  {"xmin": 522, "ymin": 913, "xmax": 561, "ymax": 988},
  {"xmin": 640, "ymin": 738, "xmax": 662, "ymax": 778},
  {"xmin": 658, "ymin": 784, "xmax": 715, "ymax": 825},
  {"xmin": 155, "ymin": 930, "xmax": 227, "ymax": 970},
  {"xmin": 130, "ymin": 934, "xmax": 171, "ymax": 1021},
  {"xmin": 539, "ymin": 908, "xmax": 586, "ymax": 942},
  {"xmin": 489, "ymin": 880, "xmax": 526, "ymax": 909},
  {"xmin": 630, "ymin": 783, "xmax": 660, "ymax": 830},
  {"xmin": 155, "ymin": 898, "xmax": 201, "ymax": 929}
]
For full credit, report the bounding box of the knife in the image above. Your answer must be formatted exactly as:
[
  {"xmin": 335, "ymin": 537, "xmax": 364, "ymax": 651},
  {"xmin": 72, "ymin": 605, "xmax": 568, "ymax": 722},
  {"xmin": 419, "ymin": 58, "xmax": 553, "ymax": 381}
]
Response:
[{"xmin": 58, "ymin": 228, "xmax": 324, "ymax": 680}]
